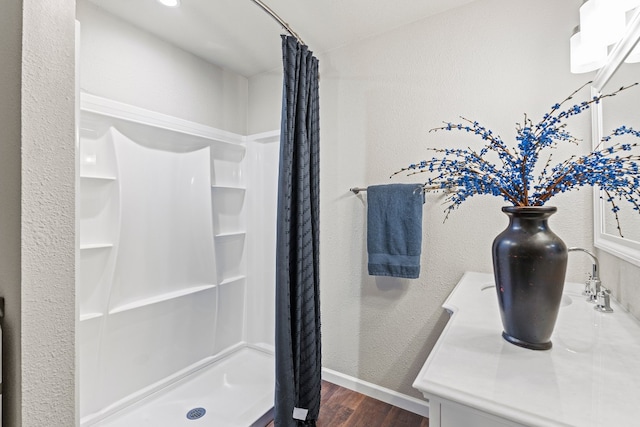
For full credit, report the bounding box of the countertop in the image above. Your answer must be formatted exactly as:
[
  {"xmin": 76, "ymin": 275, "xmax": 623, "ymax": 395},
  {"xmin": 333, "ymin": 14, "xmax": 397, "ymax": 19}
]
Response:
[{"xmin": 413, "ymin": 271, "xmax": 640, "ymax": 427}]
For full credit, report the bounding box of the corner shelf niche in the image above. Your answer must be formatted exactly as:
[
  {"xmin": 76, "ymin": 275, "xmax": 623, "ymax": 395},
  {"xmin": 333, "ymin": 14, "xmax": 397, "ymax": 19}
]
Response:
[
  {"xmin": 211, "ymin": 186, "xmax": 246, "ymax": 236},
  {"xmin": 211, "ymin": 143, "xmax": 246, "ymax": 188},
  {"xmin": 214, "ymin": 232, "xmax": 246, "ymax": 285},
  {"xmin": 79, "ymin": 125, "xmax": 118, "ymax": 321}
]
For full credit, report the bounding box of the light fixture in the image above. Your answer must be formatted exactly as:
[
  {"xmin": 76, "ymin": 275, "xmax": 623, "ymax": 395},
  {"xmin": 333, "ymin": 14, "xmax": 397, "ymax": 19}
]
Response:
[
  {"xmin": 570, "ymin": 26, "xmax": 608, "ymax": 73},
  {"xmin": 569, "ymin": 1, "xmax": 640, "ymax": 73},
  {"xmin": 157, "ymin": 0, "xmax": 180, "ymax": 7},
  {"xmin": 580, "ymin": 0, "xmax": 626, "ymax": 46},
  {"xmin": 613, "ymin": 0, "xmax": 640, "ymax": 13}
]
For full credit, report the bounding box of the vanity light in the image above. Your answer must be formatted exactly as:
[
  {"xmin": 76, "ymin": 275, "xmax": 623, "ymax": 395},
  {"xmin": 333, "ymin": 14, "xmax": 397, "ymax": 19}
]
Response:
[
  {"xmin": 580, "ymin": 0, "xmax": 626, "ymax": 46},
  {"xmin": 570, "ymin": 26, "xmax": 608, "ymax": 73},
  {"xmin": 613, "ymin": 0, "xmax": 640, "ymax": 13},
  {"xmin": 157, "ymin": 0, "xmax": 180, "ymax": 7},
  {"xmin": 570, "ymin": 1, "xmax": 639, "ymax": 73}
]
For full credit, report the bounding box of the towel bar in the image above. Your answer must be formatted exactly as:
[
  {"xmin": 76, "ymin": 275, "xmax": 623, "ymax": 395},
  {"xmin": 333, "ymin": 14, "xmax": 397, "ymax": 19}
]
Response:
[{"xmin": 350, "ymin": 185, "xmax": 458, "ymax": 195}]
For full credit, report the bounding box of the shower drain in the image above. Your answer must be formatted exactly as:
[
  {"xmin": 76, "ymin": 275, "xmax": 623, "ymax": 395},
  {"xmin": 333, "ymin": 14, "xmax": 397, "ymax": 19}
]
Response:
[{"xmin": 186, "ymin": 407, "xmax": 207, "ymax": 420}]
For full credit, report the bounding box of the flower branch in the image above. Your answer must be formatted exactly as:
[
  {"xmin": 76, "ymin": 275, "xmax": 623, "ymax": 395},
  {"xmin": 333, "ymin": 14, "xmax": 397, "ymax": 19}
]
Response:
[{"xmin": 393, "ymin": 83, "xmax": 640, "ymax": 235}]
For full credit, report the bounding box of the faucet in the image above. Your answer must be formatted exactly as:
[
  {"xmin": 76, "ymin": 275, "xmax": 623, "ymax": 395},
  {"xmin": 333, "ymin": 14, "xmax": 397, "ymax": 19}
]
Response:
[{"xmin": 568, "ymin": 247, "xmax": 613, "ymax": 313}]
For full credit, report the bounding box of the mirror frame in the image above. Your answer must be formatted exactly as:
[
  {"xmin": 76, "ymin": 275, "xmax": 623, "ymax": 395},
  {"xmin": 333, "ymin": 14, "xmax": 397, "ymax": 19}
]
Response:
[{"xmin": 592, "ymin": 8, "xmax": 640, "ymax": 267}]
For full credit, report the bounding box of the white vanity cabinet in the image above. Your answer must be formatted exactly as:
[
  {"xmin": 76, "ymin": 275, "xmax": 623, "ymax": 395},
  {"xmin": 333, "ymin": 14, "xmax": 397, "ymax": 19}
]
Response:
[
  {"xmin": 414, "ymin": 272, "xmax": 640, "ymax": 427},
  {"xmin": 429, "ymin": 397, "xmax": 527, "ymax": 427}
]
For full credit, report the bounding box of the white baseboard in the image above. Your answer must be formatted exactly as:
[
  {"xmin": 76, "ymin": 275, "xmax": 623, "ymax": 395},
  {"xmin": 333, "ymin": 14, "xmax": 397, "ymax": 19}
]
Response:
[{"xmin": 321, "ymin": 368, "xmax": 429, "ymax": 418}]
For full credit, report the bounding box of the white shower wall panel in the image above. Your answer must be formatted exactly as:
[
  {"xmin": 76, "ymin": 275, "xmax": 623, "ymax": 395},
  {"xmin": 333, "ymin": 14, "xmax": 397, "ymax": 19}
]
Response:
[
  {"xmin": 109, "ymin": 127, "xmax": 217, "ymax": 310},
  {"xmin": 100, "ymin": 288, "xmax": 218, "ymax": 410},
  {"xmin": 214, "ymin": 279, "xmax": 247, "ymax": 354},
  {"xmin": 78, "ymin": 95, "xmax": 278, "ymax": 425},
  {"xmin": 79, "ymin": 317, "xmax": 103, "ymax": 417},
  {"xmin": 245, "ymin": 132, "xmax": 280, "ymax": 349},
  {"xmin": 79, "ymin": 247, "xmax": 113, "ymax": 316}
]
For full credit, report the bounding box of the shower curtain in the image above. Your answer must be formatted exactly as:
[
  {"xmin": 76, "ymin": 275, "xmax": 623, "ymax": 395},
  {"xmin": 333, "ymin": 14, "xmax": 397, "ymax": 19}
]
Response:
[{"xmin": 274, "ymin": 35, "xmax": 321, "ymax": 427}]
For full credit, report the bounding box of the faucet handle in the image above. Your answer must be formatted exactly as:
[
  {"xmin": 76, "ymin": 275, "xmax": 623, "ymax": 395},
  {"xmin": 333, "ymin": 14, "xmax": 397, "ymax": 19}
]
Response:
[
  {"xmin": 585, "ymin": 277, "xmax": 601, "ymax": 303},
  {"xmin": 595, "ymin": 288, "xmax": 614, "ymax": 313},
  {"xmin": 582, "ymin": 281, "xmax": 592, "ymax": 297}
]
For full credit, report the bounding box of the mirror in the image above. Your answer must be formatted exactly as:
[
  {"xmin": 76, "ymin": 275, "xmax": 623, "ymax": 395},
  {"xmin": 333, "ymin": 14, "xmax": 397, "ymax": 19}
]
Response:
[{"xmin": 592, "ymin": 8, "xmax": 640, "ymax": 267}]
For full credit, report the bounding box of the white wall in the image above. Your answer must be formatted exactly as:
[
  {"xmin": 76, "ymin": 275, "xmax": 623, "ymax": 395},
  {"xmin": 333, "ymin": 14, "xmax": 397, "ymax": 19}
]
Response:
[
  {"xmin": 250, "ymin": 0, "xmax": 596, "ymax": 399},
  {"xmin": 77, "ymin": 0, "xmax": 249, "ymax": 135},
  {"xmin": 248, "ymin": 70, "xmax": 283, "ymax": 135},
  {"xmin": 21, "ymin": 0, "xmax": 77, "ymax": 425}
]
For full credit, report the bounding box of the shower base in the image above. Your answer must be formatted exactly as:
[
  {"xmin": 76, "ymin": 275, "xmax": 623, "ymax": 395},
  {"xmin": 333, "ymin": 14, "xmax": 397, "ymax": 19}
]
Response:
[{"xmin": 94, "ymin": 347, "xmax": 274, "ymax": 427}]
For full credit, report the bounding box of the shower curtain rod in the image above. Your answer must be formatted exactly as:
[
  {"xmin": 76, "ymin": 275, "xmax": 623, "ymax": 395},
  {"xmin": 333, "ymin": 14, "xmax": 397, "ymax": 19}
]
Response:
[{"xmin": 250, "ymin": 0, "xmax": 306, "ymax": 46}]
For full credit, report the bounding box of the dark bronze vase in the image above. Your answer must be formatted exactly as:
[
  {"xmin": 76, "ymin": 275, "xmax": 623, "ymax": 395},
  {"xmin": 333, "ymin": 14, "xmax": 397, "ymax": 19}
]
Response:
[{"xmin": 492, "ymin": 206, "xmax": 568, "ymax": 350}]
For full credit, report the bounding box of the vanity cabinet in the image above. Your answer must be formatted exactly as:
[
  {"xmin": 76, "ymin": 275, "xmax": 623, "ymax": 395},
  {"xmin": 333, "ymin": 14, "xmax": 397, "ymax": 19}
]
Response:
[
  {"xmin": 430, "ymin": 397, "xmax": 526, "ymax": 427},
  {"xmin": 414, "ymin": 272, "xmax": 640, "ymax": 427}
]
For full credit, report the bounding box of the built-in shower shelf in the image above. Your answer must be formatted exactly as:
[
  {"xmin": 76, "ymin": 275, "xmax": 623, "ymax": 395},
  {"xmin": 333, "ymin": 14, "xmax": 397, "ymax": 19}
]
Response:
[
  {"xmin": 219, "ymin": 275, "xmax": 246, "ymax": 286},
  {"xmin": 214, "ymin": 231, "xmax": 246, "ymax": 239},
  {"xmin": 80, "ymin": 174, "xmax": 117, "ymax": 181},
  {"xmin": 80, "ymin": 312, "xmax": 104, "ymax": 322},
  {"xmin": 211, "ymin": 139, "xmax": 246, "ymax": 151},
  {"xmin": 80, "ymin": 243, "xmax": 114, "ymax": 250},
  {"xmin": 211, "ymin": 185, "xmax": 246, "ymax": 191},
  {"xmin": 108, "ymin": 284, "xmax": 217, "ymax": 315}
]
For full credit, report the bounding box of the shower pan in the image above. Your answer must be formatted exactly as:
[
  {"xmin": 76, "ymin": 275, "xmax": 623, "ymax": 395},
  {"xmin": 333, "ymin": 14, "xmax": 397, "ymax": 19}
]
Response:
[{"xmin": 77, "ymin": 94, "xmax": 279, "ymax": 426}]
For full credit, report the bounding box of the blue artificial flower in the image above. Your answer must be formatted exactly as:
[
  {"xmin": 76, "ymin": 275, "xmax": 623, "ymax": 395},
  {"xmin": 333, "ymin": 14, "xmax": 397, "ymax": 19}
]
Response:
[{"xmin": 392, "ymin": 82, "xmax": 640, "ymax": 234}]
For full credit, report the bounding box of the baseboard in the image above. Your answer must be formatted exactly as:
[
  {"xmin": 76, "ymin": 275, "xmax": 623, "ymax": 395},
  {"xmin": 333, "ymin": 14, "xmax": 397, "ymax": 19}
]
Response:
[{"xmin": 321, "ymin": 368, "xmax": 429, "ymax": 418}]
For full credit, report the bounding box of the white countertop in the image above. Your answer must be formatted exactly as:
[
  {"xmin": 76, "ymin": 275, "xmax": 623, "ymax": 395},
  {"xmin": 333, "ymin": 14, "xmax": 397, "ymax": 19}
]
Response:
[{"xmin": 413, "ymin": 271, "xmax": 640, "ymax": 427}]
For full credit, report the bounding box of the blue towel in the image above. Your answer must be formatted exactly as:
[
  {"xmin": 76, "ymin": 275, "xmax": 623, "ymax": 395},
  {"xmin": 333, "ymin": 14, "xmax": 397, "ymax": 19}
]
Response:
[{"xmin": 367, "ymin": 184, "xmax": 424, "ymax": 279}]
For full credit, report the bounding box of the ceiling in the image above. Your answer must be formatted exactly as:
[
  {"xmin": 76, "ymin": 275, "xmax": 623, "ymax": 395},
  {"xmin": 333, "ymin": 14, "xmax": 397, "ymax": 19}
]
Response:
[{"xmin": 86, "ymin": 0, "xmax": 479, "ymax": 77}]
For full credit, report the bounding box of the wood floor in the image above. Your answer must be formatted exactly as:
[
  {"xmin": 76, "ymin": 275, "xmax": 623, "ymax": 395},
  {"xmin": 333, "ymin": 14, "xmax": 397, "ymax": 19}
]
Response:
[{"xmin": 266, "ymin": 381, "xmax": 429, "ymax": 427}]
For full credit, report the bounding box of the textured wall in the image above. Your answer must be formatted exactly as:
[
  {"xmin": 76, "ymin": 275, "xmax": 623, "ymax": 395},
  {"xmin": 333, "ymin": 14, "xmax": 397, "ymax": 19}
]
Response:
[
  {"xmin": 77, "ymin": 0, "xmax": 249, "ymax": 135},
  {"xmin": 21, "ymin": 0, "xmax": 77, "ymax": 425},
  {"xmin": 0, "ymin": 0, "xmax": 23, "ymax": 425},
  {"xmin": 319, "ymin": 0, "xmax": 591, "ymax": 399},
  {"xmin": 250, "ymin": 0, "xmax": 592, "ymax": 399}
]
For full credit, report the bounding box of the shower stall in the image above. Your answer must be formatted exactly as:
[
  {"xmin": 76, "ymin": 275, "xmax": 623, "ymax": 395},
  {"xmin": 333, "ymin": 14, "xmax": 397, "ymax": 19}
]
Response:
[
  {"xmin": 77, "ymin": 92, "xmax": 279, "ymax": 426},
  {"xmin": 75, "ymin": 0, "xmax": 294, "ymax": 423},
  {"xmin": 78, "ymin": 80, "xmax": 280, "ymax": 427}
]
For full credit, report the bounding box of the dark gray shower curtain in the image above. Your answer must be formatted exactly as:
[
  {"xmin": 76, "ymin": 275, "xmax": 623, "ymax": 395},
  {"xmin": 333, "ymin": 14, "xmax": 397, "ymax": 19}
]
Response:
[{"xmin": 274, "ymin": 35, "xmax": 321, "ymax": 427}]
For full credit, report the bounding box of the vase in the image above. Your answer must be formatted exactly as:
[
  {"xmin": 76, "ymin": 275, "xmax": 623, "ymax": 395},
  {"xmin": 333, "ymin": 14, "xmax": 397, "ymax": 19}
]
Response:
[{"xmin": 492, "ymin": 206, "xmax": 568, "ymax": 350}]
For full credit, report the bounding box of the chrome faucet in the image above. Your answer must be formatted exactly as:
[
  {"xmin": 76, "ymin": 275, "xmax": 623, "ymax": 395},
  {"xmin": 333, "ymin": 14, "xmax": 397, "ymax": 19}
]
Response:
[{"xmin": 568, "ymin": 247, "xmax": 613, "ymax": 312}]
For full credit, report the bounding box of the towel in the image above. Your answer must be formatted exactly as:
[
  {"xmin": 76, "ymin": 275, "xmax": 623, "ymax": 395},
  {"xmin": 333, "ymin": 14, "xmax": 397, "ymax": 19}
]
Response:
[{"xmin": 367, "ymin": 183, "xmax": 424, "ymax": 279}]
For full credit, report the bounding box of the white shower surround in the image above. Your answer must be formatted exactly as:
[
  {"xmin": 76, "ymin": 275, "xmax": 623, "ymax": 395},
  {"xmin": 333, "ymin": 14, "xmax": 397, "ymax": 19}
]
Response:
[{"xmin": 78, "ymin": 93, "xmax": 279, "ymax": 426}]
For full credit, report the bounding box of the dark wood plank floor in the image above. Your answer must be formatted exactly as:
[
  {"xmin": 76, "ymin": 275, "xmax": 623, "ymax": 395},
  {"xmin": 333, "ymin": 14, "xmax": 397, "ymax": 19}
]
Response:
[{"xmin": 266, "ymin": 381, "xmax": 429, "ymax": 427}]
